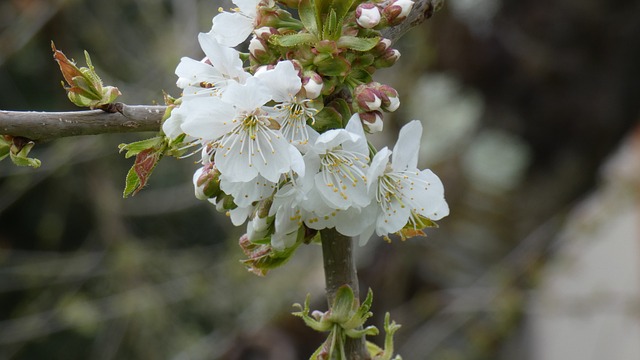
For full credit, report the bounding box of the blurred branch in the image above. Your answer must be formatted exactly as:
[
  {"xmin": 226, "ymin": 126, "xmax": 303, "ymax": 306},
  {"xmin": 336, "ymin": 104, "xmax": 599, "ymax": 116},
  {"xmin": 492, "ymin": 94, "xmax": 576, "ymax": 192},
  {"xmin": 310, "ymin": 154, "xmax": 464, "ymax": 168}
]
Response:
[{"xmin": 381, "ymin": 0, "xmax": 442, "ymax": 43}]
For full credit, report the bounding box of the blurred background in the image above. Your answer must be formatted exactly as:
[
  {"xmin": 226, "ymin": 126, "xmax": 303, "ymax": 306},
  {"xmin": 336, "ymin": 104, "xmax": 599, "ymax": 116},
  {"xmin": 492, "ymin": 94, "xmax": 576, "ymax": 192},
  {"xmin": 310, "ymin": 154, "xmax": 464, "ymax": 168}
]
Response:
[{"xmin": 1, "ymin": 0, "xmax": 640, "ymax": 359}]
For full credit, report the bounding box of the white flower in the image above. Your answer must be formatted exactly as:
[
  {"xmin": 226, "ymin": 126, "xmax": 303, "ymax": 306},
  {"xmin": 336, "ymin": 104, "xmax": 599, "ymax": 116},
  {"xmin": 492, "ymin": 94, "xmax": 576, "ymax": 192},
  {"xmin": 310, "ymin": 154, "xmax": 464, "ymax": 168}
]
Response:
[
  {"xmin": 176, "ymin": 33, "xmax": 249, "ymax": 96},
  {"xmin": 363, "ymin": 120, "xmax": 449, "ymax": 244},
  {"xmin": 209, "ymin": 0, "xmax": 262, "ymax": 47},
  {"xmin": 302, "ymin": 114, "xmax": 371, "ymax": 214},
  {"xmin": 179, "ymin": 76, "xmax": 303, "ymax": 183},
  {"xmin": 256, "ymin": 61, "xmax": 319, "ymax": 149},
  {"xmin": 220, "ymin": 174, "xmax": 276, "ymax": 207}
]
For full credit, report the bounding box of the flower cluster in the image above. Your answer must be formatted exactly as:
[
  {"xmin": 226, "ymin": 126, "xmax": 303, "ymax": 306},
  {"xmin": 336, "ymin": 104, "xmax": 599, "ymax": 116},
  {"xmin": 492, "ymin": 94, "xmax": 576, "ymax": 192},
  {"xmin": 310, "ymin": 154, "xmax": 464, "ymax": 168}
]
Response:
[{"xmin": 163, "ymin": 0, "xmax": 448, "ymax": 268}]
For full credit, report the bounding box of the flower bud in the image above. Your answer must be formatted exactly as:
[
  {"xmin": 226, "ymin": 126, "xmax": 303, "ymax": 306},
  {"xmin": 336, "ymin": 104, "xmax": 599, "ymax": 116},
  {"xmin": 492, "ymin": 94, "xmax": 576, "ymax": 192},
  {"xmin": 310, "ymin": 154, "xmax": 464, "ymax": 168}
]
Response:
[
  {"xmin": 374, "ymin": 48, "xmax": 401, "ymax": 68},
  {"xmin": 359, "ymin": 111, "xmax": 384, "ymax": 133},
  {"xmin": 356, "ymin": 3, "xmax": 381, "ymax": 29},
  {"xmin": 249, "ymin": 36, "xmax": 268, "ymax": 58},
  {"xmin": 193, "ymin": 163, "xmax": 221, "ymax": 200},
  {"xmin": 302, "ymin": 71, "xmax": 323, "ymax": 99},
  {"xmin": 383, "ymin": 0, "xmax": 414, "ymax": 26},
  {"xmin": 376, "ymin": 84, "xmax": 400, "ymax": 112},
  {"xmin": 354, "ymin": 83, "xmax": 383, "ymax": 112},
  {"xmin": 247, "ymin": 216, "xmax": 271, "ymax": 241}
]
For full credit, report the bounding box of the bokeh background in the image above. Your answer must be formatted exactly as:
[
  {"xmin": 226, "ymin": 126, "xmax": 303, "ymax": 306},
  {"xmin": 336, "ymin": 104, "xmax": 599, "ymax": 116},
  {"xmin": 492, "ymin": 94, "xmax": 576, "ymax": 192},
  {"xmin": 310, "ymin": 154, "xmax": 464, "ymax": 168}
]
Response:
[{"xmin": 1, "ymin": 0, "xmax": 640, "ymax": 359}]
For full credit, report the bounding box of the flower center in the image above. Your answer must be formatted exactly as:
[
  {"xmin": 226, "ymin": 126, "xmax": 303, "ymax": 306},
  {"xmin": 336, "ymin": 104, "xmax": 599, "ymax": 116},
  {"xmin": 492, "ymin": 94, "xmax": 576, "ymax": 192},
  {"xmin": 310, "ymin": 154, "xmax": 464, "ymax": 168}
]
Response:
[{"xmin": 320, "ymin": 148, "xmax": 368, "ymax": 199}]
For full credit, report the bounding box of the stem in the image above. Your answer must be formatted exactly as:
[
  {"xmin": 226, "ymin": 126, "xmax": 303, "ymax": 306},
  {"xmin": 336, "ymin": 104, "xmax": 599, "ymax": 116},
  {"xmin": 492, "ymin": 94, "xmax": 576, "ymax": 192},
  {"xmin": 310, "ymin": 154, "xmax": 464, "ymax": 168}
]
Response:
[{"xmin": 320, "ymin": 228, "xmax": 369, "ymax": 360}]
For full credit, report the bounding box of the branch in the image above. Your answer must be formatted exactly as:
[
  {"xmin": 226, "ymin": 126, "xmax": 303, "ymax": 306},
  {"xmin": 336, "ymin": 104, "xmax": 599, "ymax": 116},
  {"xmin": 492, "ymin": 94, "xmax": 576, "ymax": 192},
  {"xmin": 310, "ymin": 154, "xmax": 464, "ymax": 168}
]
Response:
[
  {"xmin": 0, "ymin": 104, "xmax": 165, "ymax": 141},
  {"xmin": 381, "ymin": 0, "xmax": 442, "ymax": 43},
  {"xmin": 320, "ymin": 228, "xmax": 368, "ymax": 359}
]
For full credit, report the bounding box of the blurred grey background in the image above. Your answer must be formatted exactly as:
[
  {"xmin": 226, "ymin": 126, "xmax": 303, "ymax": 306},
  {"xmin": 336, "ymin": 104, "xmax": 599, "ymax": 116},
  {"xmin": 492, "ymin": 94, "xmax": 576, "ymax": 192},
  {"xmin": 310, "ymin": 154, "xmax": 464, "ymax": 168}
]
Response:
[{"xmin": 1, "ymin": 0, "xmax": 640, "ymax": 359}]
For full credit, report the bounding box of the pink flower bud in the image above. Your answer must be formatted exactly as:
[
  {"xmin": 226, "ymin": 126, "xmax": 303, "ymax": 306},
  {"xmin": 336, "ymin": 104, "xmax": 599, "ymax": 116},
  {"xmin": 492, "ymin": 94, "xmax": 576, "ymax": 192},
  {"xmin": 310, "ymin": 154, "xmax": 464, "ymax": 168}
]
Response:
[
  {"xmin": 383, "ymin": 0, "xmax": 414, "ymax": 26},
  {"xmin": 302, "ymin": 72, "xmax": 323, "ymax": 99},
  {"xmin": 249, "ymin": 36, "xmax": 268, "ymax": 57},
  {"xmin": 354, "ymin": 84, "xmax": 383, "ymax": 112},
  {"xmin": 359, "ymin": 111, "xmax": 384, "ymax": 133},
  {"xmin": 193, "ymin": 163, "xmax": 221, "ymax": 200},
  {"xmin": 375, "ymin": 48, "xmax": 401, "ymax": 68},
  {"xmin": 356, "ymin": 3, "xmax": 381, "ymax": 29},
  {"xmin": 376, "ymin": 84, "xmax": 400, "ymax": 112}
]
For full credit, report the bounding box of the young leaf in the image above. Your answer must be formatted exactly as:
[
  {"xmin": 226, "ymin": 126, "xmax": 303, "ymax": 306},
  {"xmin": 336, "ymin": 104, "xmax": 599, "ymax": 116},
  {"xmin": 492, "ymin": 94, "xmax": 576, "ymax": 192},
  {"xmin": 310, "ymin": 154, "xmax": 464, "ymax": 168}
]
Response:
[
  {"xmin": 337, "ymin": 36, "xmax": 380, "ymax": 52},
  {"xmin": 299, "ymin": 0, "xmax": 319, "ymax": 36},
  {"xmin": 269, "ymin": 33, "xmax": 318, "ymax": 48}
]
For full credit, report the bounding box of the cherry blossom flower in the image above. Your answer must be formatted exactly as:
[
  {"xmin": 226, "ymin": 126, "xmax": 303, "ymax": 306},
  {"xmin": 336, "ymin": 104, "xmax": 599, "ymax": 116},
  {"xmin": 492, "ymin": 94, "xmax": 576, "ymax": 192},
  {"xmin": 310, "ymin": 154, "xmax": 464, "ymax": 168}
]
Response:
[
  {"xmin": 361, "ymin": 120, "xmax": 449, "ymax": 244},
  {"xmin": 209, "ymin": 0, "xmax": 266, "ymax": 47}
]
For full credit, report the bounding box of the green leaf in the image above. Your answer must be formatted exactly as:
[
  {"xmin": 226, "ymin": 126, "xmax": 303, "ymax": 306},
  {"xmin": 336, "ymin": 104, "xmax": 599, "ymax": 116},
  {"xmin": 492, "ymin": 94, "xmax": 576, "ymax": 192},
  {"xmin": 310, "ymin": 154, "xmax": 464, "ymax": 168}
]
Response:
[
  {"xmin": 315, "ymin": 0, "xmax": 332, "ymax": 28},
  {"xmin": 0, "ymin": 137, "xmax": 10, "ymax": 161},
  {"xmin": 8, "ymin": 140, "xmax": 41, "ymax": 168},
  {"xmin": 118, "ymin": 136, "xmax": 164, "ymax": 158},
  {"xmin": 123, "ymin": 166, "xmax": 142, "ymax": 198},
  {"xmin": 322, "ymin": 8, "xmax": 339, "ymax": 40},
  {"xmin": 313, "ymin": 106, "xmax": 343, "ymax": 132},
  {"xmin": 269, "ymin": 33, "xmax": 318, "ymax": 48},
  {"xmin": 299, "ymin": 0, "xmax": 319, "ymax": 36},
  {"xmin": 326, "ymin": 98, "xmax": 351, "ymax": 126},
  {"xmin": 123, "ymin": 148, "xmax": 163, "ymax": 198},
  {"xmin": 329, "ymin": 285, "xmax": 355, "ymax": 324},
  {"xmin": 337, "ymin": 36, "xmax": 380, "ymax": 51},
  {"xmin": 315, "ymin": 54, "xmax": 351, "ymax": 76},
  {"xmin": 331, "ymin": 0, "xmax": 356, "ymax": 23}
]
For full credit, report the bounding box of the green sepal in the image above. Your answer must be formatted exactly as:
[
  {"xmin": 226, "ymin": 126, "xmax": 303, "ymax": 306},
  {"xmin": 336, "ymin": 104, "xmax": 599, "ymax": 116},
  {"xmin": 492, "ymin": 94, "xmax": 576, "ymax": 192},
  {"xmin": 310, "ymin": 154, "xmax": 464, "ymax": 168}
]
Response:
[
  {"xmin": 269, "ymin": 33, "xmax": 318, "ymax": 47},
  {"xmin": 370, "ymin": 313, "xmax": 402, "ymax": 360},
  {"xmin": 337, "ymin": 36, "xmax": 380, "ymax": 51},
  {"xmin": 345, "ymin": 325, "xmax": 379, "ymax": 339},
  {"xmin": 240, "ymin": 227, "xmax": 304, "ymax": 276}
]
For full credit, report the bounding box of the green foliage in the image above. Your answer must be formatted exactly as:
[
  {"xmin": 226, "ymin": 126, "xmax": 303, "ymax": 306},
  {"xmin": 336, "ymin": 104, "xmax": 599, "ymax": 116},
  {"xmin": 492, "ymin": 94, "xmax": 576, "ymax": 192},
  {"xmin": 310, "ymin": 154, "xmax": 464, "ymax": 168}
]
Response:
[{"xmin": 293, "ymin": 287, "xmax": 402, "ymax": 359}]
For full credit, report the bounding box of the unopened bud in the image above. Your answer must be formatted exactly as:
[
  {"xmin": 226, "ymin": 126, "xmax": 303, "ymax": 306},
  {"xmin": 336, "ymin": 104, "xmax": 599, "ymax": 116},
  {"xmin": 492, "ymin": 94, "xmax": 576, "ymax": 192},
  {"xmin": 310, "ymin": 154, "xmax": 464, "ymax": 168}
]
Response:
[
  {"xmin": 356, "ymin": 3, "xmax": 381, "ymax": 29},
  {"xmin": 354, "ymin": 83, "xmax": 383, "ymax": 112},
  {"xmin": 383, "ymin": 0, "xmax": 414, "ymax": 26},
  {"xmin": 359, "ymin": 111, "xmax": 384, "ymax": 133},
  {"xmin": 376, "ymin": 84, "xmax": 400, "ymax": 112},
  {"xmin": 247, "ymin": 216, "xmax": 271, "ymax": 241},
  {"xmin": 193, "ymin": 163, "xmax": 221, "ymax": 200},
  {"xmin": 302, "ymin": 72, "xmax": 323, "ymax": 99},
  {"xmin": 374, "ymin": 48, "xmax": 401, "ymax": 68}
]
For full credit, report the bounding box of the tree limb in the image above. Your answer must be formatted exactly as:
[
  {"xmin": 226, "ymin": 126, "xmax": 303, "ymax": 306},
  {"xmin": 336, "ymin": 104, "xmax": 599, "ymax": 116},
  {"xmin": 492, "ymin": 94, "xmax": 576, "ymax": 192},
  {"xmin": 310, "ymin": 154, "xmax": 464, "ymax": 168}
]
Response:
[{"xmin": 0, "ymin": 104, "xmax": 165, "ymax": 141}]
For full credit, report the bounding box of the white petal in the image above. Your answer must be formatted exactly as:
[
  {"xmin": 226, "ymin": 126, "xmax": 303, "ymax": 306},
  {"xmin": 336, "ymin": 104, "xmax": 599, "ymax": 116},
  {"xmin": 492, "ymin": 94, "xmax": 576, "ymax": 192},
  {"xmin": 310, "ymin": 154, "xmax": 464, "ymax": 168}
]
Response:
[
  {"xmin": 179, "ymin": 97, "xmax": 237, "ymax": 140},
  {"xmin": 162, "ymin": 106, "xmax": 186, "ymax": 139},
  {"xmin": 255, "ymin": 61, "xmax": 301, "ymax": 102},
  {"xmin": 197, "ymin": 33, "xmax": 249, "ymax": 82},
  {"xmin": 220, "ymin": 175, "xmax": 276, "ymax": 207},
  {"xmin": 175, "ymin": 57, "xmax": 223, "ymax": 88},
  {"xmin": 229, "ymin": 205, "xmax": 253, "ymax": 226},
  {"xmin": 392, "ymin": 120, "xmax": 422, "ymax": 171},
  {"xmin": 233, "ymin": 0, "xmax": 261, "ymax": 18},
  {"xmin": 215, "ymin": 141, "xmax": 260, "ymax": 182},
  {"xmin": 210, "ymin": 12, "xmax": 254, "ymax": 47},
  {"xmin": 222, "ymin": 77, "xmax": 272, "ymax": 112},
  {"xmin": 366, "ymin": 147, "xmax": 391, "ymax": 191},
  {"xmin": 343, "ymin": 113, "xmax": 369, "ymax": 156}
]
